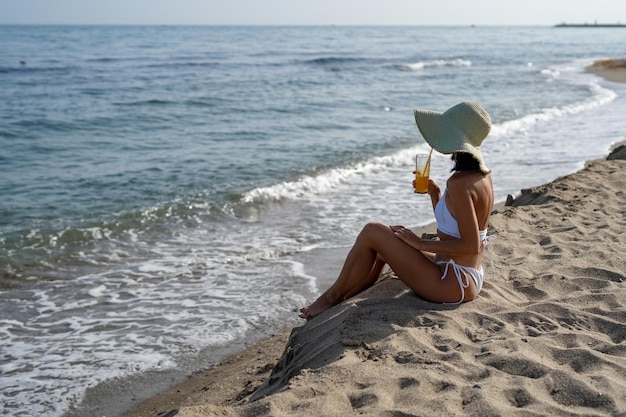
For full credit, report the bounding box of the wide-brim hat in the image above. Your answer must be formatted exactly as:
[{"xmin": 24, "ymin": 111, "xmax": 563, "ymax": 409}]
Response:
[{"xmin": 413, "ymin": 101, "xmax": 491, "ymax": 174}]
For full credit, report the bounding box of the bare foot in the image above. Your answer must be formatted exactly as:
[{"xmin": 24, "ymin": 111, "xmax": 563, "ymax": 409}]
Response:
[{"xmin": 299, "ymin": 295, "xmax": 334, "ymax": 319}]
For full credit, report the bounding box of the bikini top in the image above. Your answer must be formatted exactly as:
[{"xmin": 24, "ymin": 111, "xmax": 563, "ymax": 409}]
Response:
[{"xmin": 435, "ymin": 190, "xmax": 488, "ymax": 241}]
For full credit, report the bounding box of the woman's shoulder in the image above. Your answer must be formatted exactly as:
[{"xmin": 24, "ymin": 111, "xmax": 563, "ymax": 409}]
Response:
[
  {"xmin": 447, "ymin": 171, "xmax": 488, "ymax": 189},
  {"xmin": 447, "ymin": 172, "xmax": 492, "ymax": 202}
]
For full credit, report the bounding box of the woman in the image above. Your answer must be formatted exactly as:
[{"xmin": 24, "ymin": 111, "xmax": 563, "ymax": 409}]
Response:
[{"xmin": 299, "ymin": 101, "xmax": 494, "ymax": 319}]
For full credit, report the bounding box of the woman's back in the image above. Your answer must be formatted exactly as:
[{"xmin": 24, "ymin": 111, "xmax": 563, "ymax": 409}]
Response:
[{"xmin": 436, "ymin": 171, "xmax": 493, "ymax": 270}]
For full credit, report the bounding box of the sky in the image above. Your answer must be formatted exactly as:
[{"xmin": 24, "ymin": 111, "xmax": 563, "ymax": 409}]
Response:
[{"xmin": 0, "ymin": 0, "xmax": 624, "ymax": 26}]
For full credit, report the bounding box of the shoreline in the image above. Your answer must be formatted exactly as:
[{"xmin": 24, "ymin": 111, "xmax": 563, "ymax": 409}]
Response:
[
  {"xmin": 118, "ymin": 140, "xmax": 626, "ymax": 417},
  {"xmin": 586, "ymin": 58, "xmax": 626, "ymax": 83},
  {"xmin": 66, "ymin": 59, "xmax": 626, "ymax": 417}
]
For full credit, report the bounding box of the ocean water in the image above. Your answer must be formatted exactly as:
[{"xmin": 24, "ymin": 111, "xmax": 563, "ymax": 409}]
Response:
[{"xmin": 1, "ymin": 25, "xmax": 625, "ymax": 416}]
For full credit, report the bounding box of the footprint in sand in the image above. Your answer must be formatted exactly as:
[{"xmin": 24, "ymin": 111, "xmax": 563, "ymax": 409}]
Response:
[
  {"xmin": 505, "ymin": 388, "xmax": 535, "ymax": 408},
  {"xmin": 348, "ymin": 392, "xmax": 378, "ymax": 409},
  {"xmin": 481, "ymin": 355, "xmax": 548, "ymax": 379},
  {"xmin": 503, "ymin": 311, "xmax": 559, "ymax": 337}
]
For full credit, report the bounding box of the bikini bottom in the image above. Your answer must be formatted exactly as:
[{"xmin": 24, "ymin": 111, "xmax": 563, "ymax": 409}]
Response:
[{"xmin": 436, "ymin": 259, "xmax": 484, "ymax": 304}]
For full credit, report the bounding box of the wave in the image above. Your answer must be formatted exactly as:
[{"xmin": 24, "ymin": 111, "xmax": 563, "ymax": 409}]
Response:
[
  {"xmin": 114, "ymin": 97, "xmax": 233, "ymax": 108},
  {"xmin": 143, "ymin": 61, "xmax": 221, "ymax": 70},
  {"xmin": 301, "ymin": 56, "xmax": 368, "ymax": 66},
  {"xmin": 184, "ymin": 97, "xmax": 233, "ymax": 108},
  {"xmin": 0, "ymin": 66, "xmax": 23, "ymax": 74},
  {"xmin": 86, "ymin": 57, "xmax": 129, "ymax": 63},
  {"xmin": 0, "ymin": 65, "xmax": 76, "ymax": 75},
  {"xmin": 402, "ymin": 59, "xmax": 472, "ymax": 70},
  {"xmin": 490, "ymin": 81, "xmax": 617, "ymax": 137},
  {"xmin": 0, "ymin": 130, "xmax": 19, "ymax": 139},
  {"xmin": 237, "ymin": 145, "xmax": 426, "ymax": 206},
  {"xmin": 113, "ymin": 99, "xmax": 176, "ymax": 106},
  {"xmin": 0, "ymin": 199, "xmax": 228, "ymax": 281},
  {"xmin": 15, "ymin": 118, "xmax": 78, "ymax": 133},
  {"xmin": 540, "ymin": 68, "xmax": 561, "ymax": 82}
]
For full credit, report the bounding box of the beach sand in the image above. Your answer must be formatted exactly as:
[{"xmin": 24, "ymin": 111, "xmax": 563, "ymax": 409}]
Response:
[
  {"xmin": 586, "ymin": 58, "xmax": 626, "ymax": 83},
  {"xmin": 118, "ymin": 63, "xmax": 626, "ymax": 417}
]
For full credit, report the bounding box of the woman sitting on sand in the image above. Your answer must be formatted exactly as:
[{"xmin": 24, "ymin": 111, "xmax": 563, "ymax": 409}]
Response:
[{"xmin": 300, "ymin": 101, "xmax": 494, "ymax": 319}]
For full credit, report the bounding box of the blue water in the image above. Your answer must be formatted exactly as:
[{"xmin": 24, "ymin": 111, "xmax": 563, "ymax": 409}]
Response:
[{"xmin": 1, "ymin": 25, "xmax": 625, "ymax": 416}]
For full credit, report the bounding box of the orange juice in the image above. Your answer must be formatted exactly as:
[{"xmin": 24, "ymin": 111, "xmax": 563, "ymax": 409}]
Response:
[{"xmin": 414, "ymin": 173, "xmax": 429, "ymax": 193}]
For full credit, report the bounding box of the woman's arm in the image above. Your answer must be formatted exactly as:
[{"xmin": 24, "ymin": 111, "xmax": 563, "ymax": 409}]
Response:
[
  {"xmin": 397, "ymin": 230, "xmax": 481, "ymax": 256},
  {"xmin": 427, "ymin": 179, "xmax": 442, "ymax": 211}
]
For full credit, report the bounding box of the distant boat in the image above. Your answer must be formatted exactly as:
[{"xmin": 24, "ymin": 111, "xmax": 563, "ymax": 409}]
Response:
[{"xmin": 555, "ymin": 22, "xmax": 626, "ymax": 28}]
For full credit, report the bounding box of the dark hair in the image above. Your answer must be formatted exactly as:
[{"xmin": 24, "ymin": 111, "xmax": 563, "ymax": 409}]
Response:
[{"xmin": 451, "ymin": 152, "xmax": 481, "ymax": 172}]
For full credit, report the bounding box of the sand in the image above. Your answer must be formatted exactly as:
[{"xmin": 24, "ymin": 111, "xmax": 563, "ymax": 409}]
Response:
[
  {"xmin": 586, "ymin": 58, "xmax": 626, "ymax": 83},
  {"xmin": 118, "ymin": 61, "xmax": 626, "ymax": 417}
]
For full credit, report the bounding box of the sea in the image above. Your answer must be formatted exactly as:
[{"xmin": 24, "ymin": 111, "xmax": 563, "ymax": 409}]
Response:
[{"xmin": 1, "ymin": 25, "xmax": 625, "ymax": 416}]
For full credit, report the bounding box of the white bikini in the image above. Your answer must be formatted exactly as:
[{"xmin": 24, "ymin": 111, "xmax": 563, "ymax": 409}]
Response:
[{"xmin": 434, "ymin": 190, "xmax": 488, "ymax": 304}]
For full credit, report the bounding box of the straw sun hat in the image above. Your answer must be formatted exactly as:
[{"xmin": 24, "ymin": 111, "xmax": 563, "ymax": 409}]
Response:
[{"xmin": 413, "ymin": 101, "xmax": 492, "ymax": 174}]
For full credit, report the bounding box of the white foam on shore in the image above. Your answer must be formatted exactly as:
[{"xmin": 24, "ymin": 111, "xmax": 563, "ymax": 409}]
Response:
[
  {"xmin": 239, "ymin": 144, "xmax": 430, "ymax": 205},
  {"xmin": 0, "ymin": 220, "xmax": 317, "ymax": 416},
  {"xmin": 491, "ymin": 81, "xmax": 616, "ymax": 137}
]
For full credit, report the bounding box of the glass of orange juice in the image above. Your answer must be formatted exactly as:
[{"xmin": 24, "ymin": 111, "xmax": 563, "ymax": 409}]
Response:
[{"xmin": 414, "ymin": 153, "xmax": 431, "ymax": 194}]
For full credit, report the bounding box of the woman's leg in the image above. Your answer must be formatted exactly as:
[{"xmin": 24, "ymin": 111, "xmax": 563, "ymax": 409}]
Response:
[
  {"xmin": 344, "ymin": 254, "xmax": 386, "ymax": 300},
  {"xmin": 299, "ymin": 227, "xmax": 379, "ymax": 318},
  {"xmin": 299, "ymin": 222, "xmax": 473, "ymax": 319}
]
